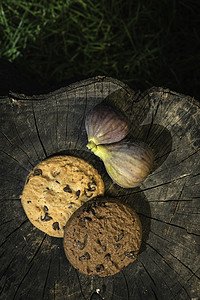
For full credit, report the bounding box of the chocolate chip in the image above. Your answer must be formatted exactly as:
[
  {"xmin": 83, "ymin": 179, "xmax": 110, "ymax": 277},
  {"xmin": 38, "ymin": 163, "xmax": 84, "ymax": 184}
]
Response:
[
  {"xmin": 114, "ymin": 230, "xmax": 124, "ymax": 242},
  {"xmin": 44, "ymin": 205, "xmax": 48, "ymax": 212},
  {"xmin": 27, "ymin": 201, "xmax": 31, "ymax": 204},
  {"xmin": 102, "ymin": 243, "xmax": 107, "ymax": 251},
  {"xmin": 55, "ymin": 180, "xmax": 60, "ymax": 184},
  {"xmin": 68, "ymin": 205, "xmax": 73, "ymax": 208},
  {"xmin": 63, "ymin": 185, "xmax": 72, "ymax": 193},
  {"xmin": 84, "ymin": 234, "xmax": 88, "ymax": 244},
  {"xmin": 52, "ymin": 171, "xmax": 60, "ymax": 177},
  {"xmin": 52, "ymin": 222, "xmax": 60, "ymax": 230},
  {"xmin": 96, "ymin": 264, "xmax": 104, "ymax": 273},
  {"xmin": 91, "ymin": 177, "xmax": 97, "ymax": 185},
  {"xmin": 76, "ymin": 234, "xmax": 88, "ymax": 250},
  {"xmin": 84, "ymin": 190, "xmax": 93, "ymax": 198},
  {"xmin": 104, "ymin": 253, "xmax": 111, "ymax": 261},
  {"xmin": 40, "ymin": 213, "xmax": 52, "ymax": 221},
  {"xmin": 33, "ymin": 168, "xmax": 42, "ymax": 176},
  {"xmin": 79, "ymin": 216, "xmax": 92, "ymax": 227},
  {"xmin": 86, "ymin": 204, "xmax": 96, "ymax": 215},
  {"xmin": 79, "ymin": 252, "xmax": 90, "ymax": 261},
  {"xmin": 75, "ymin": 190, "xmax": 80, "ymax": 198},
  {"xmin": 87, "ymin": 182, "xmax": 96, "ymax": 191},
  {"xmin": 97, "ymin": 239, "xmax": 107, "ymax": 251},
  {"xmin": 114, "ymin": 243, "xmax": 121, "ymax": 250},
  {"xmin": 124, "ymin": 251, "xmax": 135, "ymax": 259},
  {"xmin": 76, "ymin": 241, "xmax": 85, "ymax": 250}
]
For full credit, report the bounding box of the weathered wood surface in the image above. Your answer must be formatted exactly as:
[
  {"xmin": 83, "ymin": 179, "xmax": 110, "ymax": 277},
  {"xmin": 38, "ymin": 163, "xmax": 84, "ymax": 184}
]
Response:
[{"xmin": 0, "ymin": 76, "xmax": 199, "ymax": 300}]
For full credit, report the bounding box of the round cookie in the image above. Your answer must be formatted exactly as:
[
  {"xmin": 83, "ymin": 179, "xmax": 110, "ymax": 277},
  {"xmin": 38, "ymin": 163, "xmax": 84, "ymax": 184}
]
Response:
[
  {"xmin": 20, "ymin": 155, "xmax": 104, "ymax": 238},
  {"xmin": 63, "ymin": 197, "xmax": 142, "ymax": 277}
]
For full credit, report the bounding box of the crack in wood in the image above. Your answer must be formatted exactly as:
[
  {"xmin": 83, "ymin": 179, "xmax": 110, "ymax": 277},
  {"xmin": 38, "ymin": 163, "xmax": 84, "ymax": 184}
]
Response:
[
  {"xmin": 23, "ymin": 263, "xmax": 44, "ymax": 300},
  {"xmin": 186, "ymin": 267, "xmax": 200, "ymax": 284},
  {"xmin": 65, "ymin": 95, "xmax": 70, "ymax": 147},
  {"xmin": 12, "ymin": 261, "xmax": 35, "ymax": 300},
  {"xmin": 114, "ymin": 173, "xmax": 191, "ymax": 198},
  {"xmin": 178, "ymin": 147, "xmax": 200, "ymax": 165},
  {"xmin": 192, "ymin": 173, "xmax": 200, "ymax": 178},
  {"xmin": 165, "ymin": 249, "xmax": 200, "ymax": 281},
  {"xmin": 145, "ymin": 97, "xmax": 162, "ymax": 144},
  {"xmin": 146, "ymin": 242, "xmax": 192, "ymax": 299},
  {"xmin": 90, "ymin": 292, "xmax": 104, "ymax": 300},
  {"xmin": 121, "ymin": 270, "xmax": 130, "ymax": 300},
  {"xmin": 0, "ymin": 130, "xmax": 34, "ymax": 167},
  {"xmin": 165, "ymin": 182, "xmax": 186, "ymax": 237},
  {"xmin": 0, "ymin": 252, "xmax": 18, "ymax": 283},
  {"xmin": 151, "ymin": 288, "xmax": 159, "ymax": 300},
  {"xmin": 5, "ymin": 219, "xmax": 28, "ymax": 241},
  {"xmin": 0, "ymin": 219, "xmax": 14, "ymax": 227},
  {"xmin": 176, "ymin": 212, "xmax": 200, "ymax": 215},
  {"xmin": 148, "ymin": 199, "xmax": 193, "ymax": 203},
  {"xmin": 53, "ymin": 280, "xmax": 56, "ymax": 300},
  {"xmin": 75, "ymin": 269, "xmax": 87, "ymax": 300},
  {"xmin": 174, "ymin": 285, "xmax": 191, "ymax": 299},
  {"xmin": 139, "ymin": 213, "xmax": 200, "ymax": 237},
  {"xmin": 74, "ymin": 87, "xmax": 88, "ymax": 150},
  {"xmin": 28, "ymin": 234, "xmax": 47, "ymax": 265},
  {"xmin": 140, "ymin": 261, "xmax": 157, "ymax": 287},
  {"xmin": 0, "ymin": 149, "xmax": 30, "ymax": 173},
  {"xmin": 0, "ymin": 279, "xmax": 7, "ymax": 297},
  {"xmin": 141, "ymin": 254, "xmax": 176, "ymax": 299},
  {"xmin": 42, "ymin": 254, "xmax": 52, "ymax": 299},
  {"xmin": 153, "ymin": 145, "xmax": 200, "ymax": 177},
  {"xmin": 147, "ymin": 242, "xmax": 200, "ymax": 283},
  {"xmin": 31, "ymin": 101, "xmax": 47, "ymax": 157},
  {"xmin": 150, "ymin": 229, "xmax": 197, "ymax": 252}
]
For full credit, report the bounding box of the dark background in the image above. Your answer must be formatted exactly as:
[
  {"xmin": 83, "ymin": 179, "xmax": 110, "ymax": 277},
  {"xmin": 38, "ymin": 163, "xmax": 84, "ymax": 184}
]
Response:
[{"xmin": 0, "ymin": 0, "xmax": 200, "ymax": 99}]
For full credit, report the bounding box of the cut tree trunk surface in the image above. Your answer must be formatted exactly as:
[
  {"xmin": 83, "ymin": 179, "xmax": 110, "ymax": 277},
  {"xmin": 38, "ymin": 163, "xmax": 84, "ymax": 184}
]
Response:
[{"xmin": 0, "ymin": 76, "xmax": 199, "ymax": 300}]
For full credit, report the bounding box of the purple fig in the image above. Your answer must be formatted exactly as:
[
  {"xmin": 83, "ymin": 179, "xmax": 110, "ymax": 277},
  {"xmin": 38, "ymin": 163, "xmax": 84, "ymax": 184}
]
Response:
[
  {"xmin": 88, "ymin": 140, "xmax": 154, "ymax": 188},
  {"xmin": 85, "ymin": 103, "xmax": 129, "ymax": 148}
]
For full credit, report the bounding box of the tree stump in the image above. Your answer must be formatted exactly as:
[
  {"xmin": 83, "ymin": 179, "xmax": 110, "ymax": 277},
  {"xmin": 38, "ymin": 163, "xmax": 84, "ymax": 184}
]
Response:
[{"xmin": 0, "ymin": 76, "xmax": 199, "ymax": 300}]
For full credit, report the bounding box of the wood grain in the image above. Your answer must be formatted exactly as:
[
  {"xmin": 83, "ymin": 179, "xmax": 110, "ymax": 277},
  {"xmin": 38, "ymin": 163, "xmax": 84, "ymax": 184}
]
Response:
[{"xmin": 0, "ymin": 76, "xmax": 199, "ymax": 300}]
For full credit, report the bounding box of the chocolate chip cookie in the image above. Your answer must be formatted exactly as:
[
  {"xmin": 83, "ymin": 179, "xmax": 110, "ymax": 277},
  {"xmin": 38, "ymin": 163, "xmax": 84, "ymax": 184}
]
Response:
[
  {"xmin": 63, "ymin": 197, "xmax": 142, "ymax": 277},
  {"xmin": 20, "ymin": 156, "xmax": 104, "ymax": 237}
]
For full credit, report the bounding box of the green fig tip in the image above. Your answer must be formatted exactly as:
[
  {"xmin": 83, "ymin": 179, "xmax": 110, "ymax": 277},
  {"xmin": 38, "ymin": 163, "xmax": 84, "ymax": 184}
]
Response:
[{"xmin": 86, "ymin": 140, "xmax": 97, "ymax": 152}]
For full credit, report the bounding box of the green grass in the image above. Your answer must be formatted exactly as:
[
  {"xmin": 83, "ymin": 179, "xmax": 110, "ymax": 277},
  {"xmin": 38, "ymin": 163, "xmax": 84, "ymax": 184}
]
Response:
[{"xmin": 0, "ymin": 0, "xmax": 200, "ymax": 98}]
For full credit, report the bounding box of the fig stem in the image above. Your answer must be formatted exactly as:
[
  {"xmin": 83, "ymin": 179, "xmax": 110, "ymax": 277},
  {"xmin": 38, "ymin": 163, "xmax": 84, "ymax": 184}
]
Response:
[
  {"xmin": 87, "ymin": 140, "xmax": 97, "ymax": 151},
  {"xmin": 87, "ymin": 142, "xmax": 111, "ymax": 161},
  {"xmin": 91, "ymin": 145, "xmax": 111, "ymax": 161}
]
